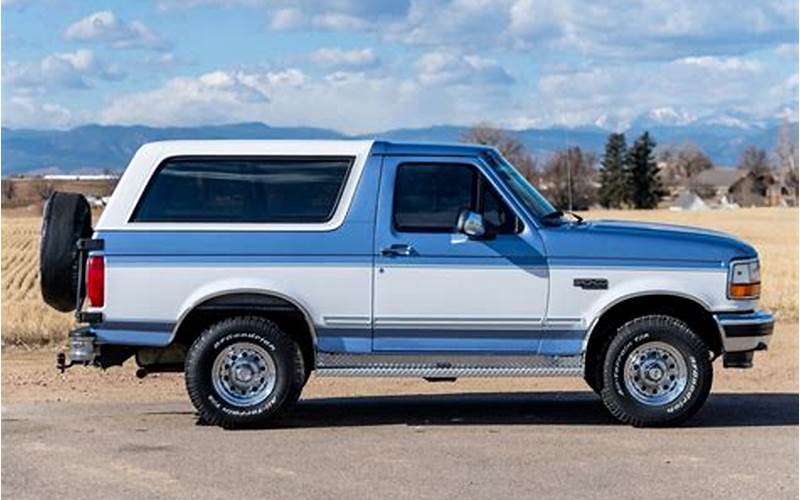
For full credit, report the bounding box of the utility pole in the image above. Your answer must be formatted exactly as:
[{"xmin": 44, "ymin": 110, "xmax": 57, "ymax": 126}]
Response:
[{"xmin": 567, "ymin": 148, "xmax": 574, "ymax": 212}]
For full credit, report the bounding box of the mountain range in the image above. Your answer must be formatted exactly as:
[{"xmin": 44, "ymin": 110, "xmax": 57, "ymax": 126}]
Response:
[{"xmin": 1, "ymin": 115, "xmax": 796, "ymax": 175}]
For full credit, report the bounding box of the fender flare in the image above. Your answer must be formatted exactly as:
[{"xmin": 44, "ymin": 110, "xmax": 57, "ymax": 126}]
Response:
[
  {"xmin": 170, "ymin": 288, "xmax": 319, "ymax": 359},
  {"xmin": 582, "ymin": 290, "xmax": 717, "ymax": 353}
]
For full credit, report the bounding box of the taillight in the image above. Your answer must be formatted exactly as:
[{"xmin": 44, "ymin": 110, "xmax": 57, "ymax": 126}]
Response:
[{"xmin": 86, "ymin": 256, "xmax": 105, "ymax": 307}]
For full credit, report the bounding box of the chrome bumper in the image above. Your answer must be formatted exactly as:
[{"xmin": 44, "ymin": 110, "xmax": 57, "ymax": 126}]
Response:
[{"xmin": 715, "ymin": 310, "xmax": 774, "ymax": 354}]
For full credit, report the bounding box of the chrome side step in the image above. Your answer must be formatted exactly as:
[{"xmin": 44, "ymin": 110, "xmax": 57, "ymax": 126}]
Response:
[{"xmin": 315, "ymin": 352, "xmax": 584, "ymax": 378}]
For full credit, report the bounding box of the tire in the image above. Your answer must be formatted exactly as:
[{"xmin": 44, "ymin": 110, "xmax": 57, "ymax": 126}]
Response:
[
  {"xmin": 600, "ymin": 315, "xmax": 712, "ymax": 427},
  {"xmin": 584, "ymin": 330, "xmax": 614, "ymax": 394},
  {"xmin": 185, "ymin": 316, "xmax": 305, "ymax": 428},
  {"xmin": 39, "ymin": 192, "xmax": 93, "ymax": 312}
]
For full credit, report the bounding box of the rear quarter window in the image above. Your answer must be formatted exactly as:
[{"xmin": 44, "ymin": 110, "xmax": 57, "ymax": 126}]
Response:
[{"xmin": 131, "ymin": 156, "xmax": 353, "ymax": 223}]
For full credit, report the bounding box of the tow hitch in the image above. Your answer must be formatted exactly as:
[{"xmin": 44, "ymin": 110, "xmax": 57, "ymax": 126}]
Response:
[{"xmin": 57, "ymin": 328, "xmax": 97, "ymax": 373}]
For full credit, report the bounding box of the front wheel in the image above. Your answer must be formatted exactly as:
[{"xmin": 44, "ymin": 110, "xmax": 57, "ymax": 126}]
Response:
[
  {"xmin": 185, "ymin": 316, "xmax": 305, "ymax": 428},
  {"xmin": 600, "ymin": 315, "xmax": 712, "ymax": 427}
]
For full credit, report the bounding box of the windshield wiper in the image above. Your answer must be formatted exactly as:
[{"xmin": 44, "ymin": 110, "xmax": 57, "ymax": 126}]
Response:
[{"xmin": 567, "ymin": 211, "xmax": 584, "ymax": 224}]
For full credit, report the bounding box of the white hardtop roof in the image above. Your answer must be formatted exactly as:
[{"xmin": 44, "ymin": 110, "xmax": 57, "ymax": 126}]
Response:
[
  {"xmin": 134, "ymin": 139, "xmax": 376, "ymax": 157},
  {"xmin": 96, "ymin": 139, "xmax": 375, "ymax": 231}
]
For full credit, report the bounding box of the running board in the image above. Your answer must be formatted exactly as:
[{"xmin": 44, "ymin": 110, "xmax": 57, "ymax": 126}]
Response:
[{"xmin": 315, "ymin": 352, "xmax": 584, "ymax": 378}]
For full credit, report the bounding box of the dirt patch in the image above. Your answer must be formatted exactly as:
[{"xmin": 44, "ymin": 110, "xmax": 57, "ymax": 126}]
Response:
[{"xmin": 3, "ymin": 322, "xmax": 796, "ymax": 405}]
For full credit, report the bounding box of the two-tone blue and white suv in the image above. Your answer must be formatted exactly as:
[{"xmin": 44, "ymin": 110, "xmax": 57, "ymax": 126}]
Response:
[{"xmin": 40, "ymin": 140, "xmax": 774, "ymax": 428}]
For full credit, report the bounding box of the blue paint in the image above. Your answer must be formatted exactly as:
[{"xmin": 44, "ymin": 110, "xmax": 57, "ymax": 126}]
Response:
[
  {"xmin": 87, "ymin": 141, "xmax": 762, "ymax": 361},
  {"xmin": 371, "ymin": 141, "xmax": 493, "ymax": 158},
  {"xmin": 107, "ymin": 255, "xmax": 373, "ymax": 266},
  {"xmin": 93, "ymin": 328, "xmax": 172, "ymax": 346},
  {"xmin": 316, "ymin": 327, "xmax": 373, "ymax": 353},
  {"xmin": 540, "ymin": 219, "xmax": 756, "ymax": 266},
  {"xmin": 371, "ymin": 328, "xmax": 584, "ymax": 354}
]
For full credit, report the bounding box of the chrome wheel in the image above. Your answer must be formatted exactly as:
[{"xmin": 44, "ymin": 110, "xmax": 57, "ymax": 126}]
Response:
[
  {"xmin": 623, "ymin": 341, "xmax": 688, "ymax": 406},
  {"xmin": 211, "ymin": 342, "xmax": 276, "ymax": 407}
]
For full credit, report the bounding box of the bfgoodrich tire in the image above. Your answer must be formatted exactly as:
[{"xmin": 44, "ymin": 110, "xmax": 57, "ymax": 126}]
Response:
[
  {"xmin": 39, "ymin": 192, "xmax": 93, "ymax": 312},
  {"xmin": 600, "ymin": 315, "xmax": 712, "ymax": 427},
  {"xmin": 185, "ymin": 316, "xmax": 305, "ymax": 428}
]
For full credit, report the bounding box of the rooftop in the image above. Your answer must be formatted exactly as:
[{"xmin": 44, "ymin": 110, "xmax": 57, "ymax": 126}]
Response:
[{"xmin": 693, "ymin": 167, "xmax": 747, "ymax": 187}]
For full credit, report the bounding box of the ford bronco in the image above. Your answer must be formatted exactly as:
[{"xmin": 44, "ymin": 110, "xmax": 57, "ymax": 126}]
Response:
[{"xmin": 40, "ymin": 140, "xmax": 774, "ymax": 428}]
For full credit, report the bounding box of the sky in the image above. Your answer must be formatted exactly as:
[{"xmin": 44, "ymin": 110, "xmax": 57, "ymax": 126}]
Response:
[{"xmin": 2, "ymin": 0, "xmax": 798, "ymax": 133}]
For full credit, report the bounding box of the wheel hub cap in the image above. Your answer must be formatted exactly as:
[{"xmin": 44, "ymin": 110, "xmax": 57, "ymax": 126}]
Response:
[
  {"xmin": 623, "ymin": 341, "xmax": 688, "ymax": 406},
  {"xmin": 211, "ymin": 342, "xmax": 276, "ymax": 407}
]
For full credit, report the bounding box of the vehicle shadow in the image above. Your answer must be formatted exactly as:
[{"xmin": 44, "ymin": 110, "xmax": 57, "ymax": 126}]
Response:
[{"xmin": 248, "ymin": 391, "xmax": 798, "ymax": 430}]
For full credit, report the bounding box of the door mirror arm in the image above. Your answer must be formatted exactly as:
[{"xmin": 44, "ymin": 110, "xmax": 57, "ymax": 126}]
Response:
[{"xmin": 456, "ymin": 209, "xmax": 495, "ymax": 240}]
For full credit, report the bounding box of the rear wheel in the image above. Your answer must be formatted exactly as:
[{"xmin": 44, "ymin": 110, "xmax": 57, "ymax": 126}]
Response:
[
  {"xmin": 185, "ymin": 316, "xmax": 305, "ymax": 428},
  {"xmin": 600, "ymin": 315, "xmax": 712, "ymax": 427}
]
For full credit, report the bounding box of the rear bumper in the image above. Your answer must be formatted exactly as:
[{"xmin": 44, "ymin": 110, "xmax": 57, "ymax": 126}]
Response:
[{"xmin": 715, "ymin": 310, "xmax": 774, "ymax": 355}]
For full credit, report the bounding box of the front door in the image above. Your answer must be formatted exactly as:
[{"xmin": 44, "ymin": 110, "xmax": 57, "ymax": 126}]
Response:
[{"xmin": 372, "ymin": 155, "xmax": 549, "ymax": 352}]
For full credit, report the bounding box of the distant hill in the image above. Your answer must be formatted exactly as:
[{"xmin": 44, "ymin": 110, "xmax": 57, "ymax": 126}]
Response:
[{"xmin": 2, "ymin": 119, "xmax": 796, "ymax": 175}]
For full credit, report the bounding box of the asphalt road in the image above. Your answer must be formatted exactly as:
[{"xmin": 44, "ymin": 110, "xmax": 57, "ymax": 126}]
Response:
[{"xmin": 2, "ymin": 391, "xmax": 798, "ymax": 499}]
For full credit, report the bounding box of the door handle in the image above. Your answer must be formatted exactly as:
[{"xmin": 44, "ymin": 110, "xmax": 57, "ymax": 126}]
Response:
[{"xmin": 380, "ymin": 244, "xmax": 415, "ymax": 257}]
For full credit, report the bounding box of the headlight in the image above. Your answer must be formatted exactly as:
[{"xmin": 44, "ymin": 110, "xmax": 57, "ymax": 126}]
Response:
[{"xmin": 728, "ymin": 259, "xmax": 761, "ymax": 299}]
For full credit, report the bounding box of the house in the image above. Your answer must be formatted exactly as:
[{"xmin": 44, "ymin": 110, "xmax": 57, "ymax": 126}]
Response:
[
  {"xmin": 691, "ymin": 167, "xmax": 746, "ymax": 202},
  {"xmin": 728, "ymin": 171, "xmax": 777, "ymax": 207}
]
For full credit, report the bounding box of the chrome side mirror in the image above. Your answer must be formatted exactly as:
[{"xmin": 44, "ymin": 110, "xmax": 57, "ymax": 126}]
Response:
[{"xmin": 456, "ymin": 209, "xmax": 486, "ymax": 238}]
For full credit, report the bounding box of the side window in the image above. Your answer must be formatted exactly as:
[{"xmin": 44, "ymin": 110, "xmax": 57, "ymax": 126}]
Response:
[
  {"xmin": 481, "ymin": 180, "xmax": 518, "ymax": 234},
  {"xmin": 132, "ymin": 157, "xmax": 352, "ymax": 223},
  {"xmin": 393, "ymin": 164, "xmax": 475, "ymax": 233},
  {"xmin": 393, "ymin": 163, "xmax": 520, "ymax": 234}
]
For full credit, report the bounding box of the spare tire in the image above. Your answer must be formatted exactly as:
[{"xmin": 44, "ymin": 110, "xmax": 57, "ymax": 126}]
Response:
[{"xmin": 40, "ymin": 192, "xmax": 93, "ymax": 312}]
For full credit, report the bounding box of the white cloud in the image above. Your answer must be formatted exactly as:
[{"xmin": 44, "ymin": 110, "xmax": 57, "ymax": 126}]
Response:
[
  {"xmin": 416, "ymin": 51, "xmax": 513, "ymax": 86},
  {"xmin": 64, "ymin": 10, "xmax": 168, "ymax": 50},
  {"xmin": 269, "ymin": 8, "xmax": 304, "ymax": 30},
  {"xmin": 3, "ymin": 96, "xmax": 74, "ymax": 128},
  {"xmin": 678, "ymin": 56, "xmax": 762, "ymax": 72},
  {"xmin": 310, "ymin": 47, "xmax": 379, "ymax": 69},
  {"xmin": 4, "ymin": 49, "xmax": 125, "ymax": 91},
  {"xmin": 388, "ymin": 0, "xmax": 509, "ymax": 46},
  {"xmin": 311, "ymin": 12, "xmax": 368, "ymax": 30},
  {"xmin": 530, "ymin": 55, "xmax": 789, "ymax": 129},
  {"xmin": 506, "ymin": 0, "xmax": 798, "ymax": 59},
  {"xmin": 153, "ymin": 1, "xmax": 796, "ymax": 60},
  {"xmin": 97, "ymin": 66, "xmax": 519, "ymax": 133}
]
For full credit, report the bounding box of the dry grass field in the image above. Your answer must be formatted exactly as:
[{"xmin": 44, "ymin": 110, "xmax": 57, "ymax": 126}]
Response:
[{"xmin": 1, "ymin": 206, "xmax": 797, "ymax": 347}]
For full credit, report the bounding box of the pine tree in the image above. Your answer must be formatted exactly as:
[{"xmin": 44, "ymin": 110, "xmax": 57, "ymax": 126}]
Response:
[
  {"xmin": 627, "ymin": 131, "xmax": 663, "ymax": 209},
  {"xmin": 598, "ymin": 133, "xmax": 628, "ymax": 208}
]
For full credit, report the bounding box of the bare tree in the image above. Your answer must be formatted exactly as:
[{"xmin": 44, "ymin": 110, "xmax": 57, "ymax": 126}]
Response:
[
  {"xmin": 32, "ymin": 179, "xmax": 56, "ymax": 201},
  {"xmin": 730, "ymin": 146, "xmax": 774, "ymax": 207},
  {"xmin": 1, "ymin": 179, "xmax": 16, "ymax": 202},
  {"xmin": 657, "ymin": 142, "xmax": 713, "ymax": 191},
  {"xmin": 461, "ymin": 123, "xmax": 538, "ymax": 182},
  {"xmin": 738, "ymin": 146, "xmax": 772, "ymax": 176},
  {"xmin": 540, "ymin": 147, "xmax": 598, "ymax": 211},
  {"xmin": 775, "ymin": 121, "xmax": 799, "ymax": 205}
]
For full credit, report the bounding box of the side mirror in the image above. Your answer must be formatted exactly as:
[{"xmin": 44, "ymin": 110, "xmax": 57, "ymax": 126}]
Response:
[{"xmin": 456, "ymin": 209, "xmax": 488, "ymax": 239}]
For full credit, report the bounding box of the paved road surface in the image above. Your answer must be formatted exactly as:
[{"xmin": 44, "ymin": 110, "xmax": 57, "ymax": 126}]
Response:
[{"xmin": 3, "ymin": 391, "xmax": 798, "ymax": 499}]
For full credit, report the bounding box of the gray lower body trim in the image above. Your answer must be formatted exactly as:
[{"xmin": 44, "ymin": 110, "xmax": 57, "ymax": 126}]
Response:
[
  {"xmin": 315, "ymin": 352, "xmax": 584, "ymax": 377},
  {"xmin": 714, "ymin": 310, "xmax": 774, "ymax": 354}
]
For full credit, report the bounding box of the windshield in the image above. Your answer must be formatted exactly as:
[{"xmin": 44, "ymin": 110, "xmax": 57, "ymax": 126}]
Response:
[{"xmin": 483, "ymin": 150, "xmax": 568, "ymax": 225}]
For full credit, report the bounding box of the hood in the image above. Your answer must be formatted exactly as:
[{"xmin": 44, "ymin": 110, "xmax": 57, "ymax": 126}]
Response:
[{"xmin": 539, "ymin": 219, "xmax": 756, "ymax": 265}]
